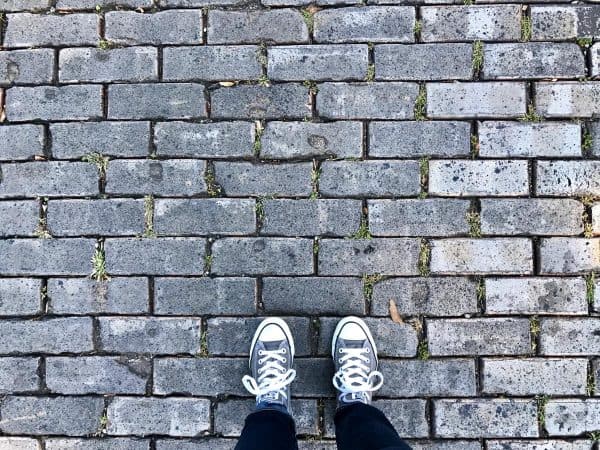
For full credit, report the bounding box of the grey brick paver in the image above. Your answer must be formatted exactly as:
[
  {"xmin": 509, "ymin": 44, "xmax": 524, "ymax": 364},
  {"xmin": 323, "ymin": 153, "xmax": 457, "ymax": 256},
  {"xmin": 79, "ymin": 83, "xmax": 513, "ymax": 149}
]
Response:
[{"xmin": 0, "ymin": 49, "xmax": 54, "ymax": 85}]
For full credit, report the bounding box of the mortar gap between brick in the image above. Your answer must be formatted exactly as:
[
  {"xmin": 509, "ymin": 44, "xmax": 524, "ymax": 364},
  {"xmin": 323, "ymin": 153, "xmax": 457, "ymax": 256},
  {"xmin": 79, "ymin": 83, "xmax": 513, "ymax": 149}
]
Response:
[
  {"xmin": 256, "ymin": 276, "xmax": 265, "ymax": 313},
  {"xmin": 148, "ymin": 276, "xmax": 155, "ymax": 315},
  {"xmin": 532, "ymin": 235, "xmax": 541, "ymax": 276}
]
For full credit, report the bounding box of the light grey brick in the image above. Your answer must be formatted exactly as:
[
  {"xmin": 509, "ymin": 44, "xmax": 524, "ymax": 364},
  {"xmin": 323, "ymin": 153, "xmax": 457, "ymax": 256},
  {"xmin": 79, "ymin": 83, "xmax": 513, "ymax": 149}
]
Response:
[
  {"xmin": 407, "ymin": 442, "xmax": 481, "ymax": 450},
  {"xmin": 421, "ymin": 5, "xmax": 521, "ymax": 42},
  {"xmin": 427, "ymin": 82, "xmax": 526, "ymax": 119},
  {"xmin": 0, "ymin": 200, "xmax": 39, "ymax": 237},
  {"xmin": 371, "ymin": 277, "xmax": 479, "ymax": 317},
  {"xmin": 107, "ymin": 397, "xmax": 210, "ymax": 437},
  {"xmin": 105, "ymin": 10, "xmax": 202, "ymax": 45},
  {"xmin": 0, "ymin": 438, "xmax": 40, "ymax": 450},
  {"xmin": 46, "ymin": 439, "xmax": 150, "ymax": 450},
  {"xmin": 320, "ymin": 160, "xmax": 421, "ymax": 197},
  {"xmin": 531, "ymin": 6, "xmax": 600, "ymax": 41},
  {"xmin": 1, "ymin": 0, "xmax": 48, "ymax": 11},
  {"xmin": 161, "ymin": 0, "xmax": 242, "ymax": 5},
  {"xmin": 155, "ymin": 439, "xmax": 235, "ymax": 450},
  {"xmin": 211, "ymin": 84, "xmax": 309, "ymax": 119},
  {"xmin": 546, "ymin": 400, "xmax": 600, "ymax": 436},
  {"xmin": 369, "ymin": 121, "xmax": 471, "ymax": 157},
  {"xmin": 0, "ymin": 238, "xmax": 96, "ymax": 276},
  {"xmin": 428, "ymin": 160, "xmax": 529, "ymax": 196},
  {"xmin": 59, "ymin": 47, "xmax": 157, "ymax": 83},
  {"xmin": 46, "ymin": 356, "xmax": 150, "ymax": 394},
  {"xmin": 317, "ymin": 82, "xmax": 419, "ymax": 119},
  {"xmin": 207, "ymin": 9, "xmax": 308, "ymax": 44},
  {"xmin": 593, "ymin": 204, "xmax": 600, "ymax": 235},
  {"xmin": 211, "ymin": 238, "xmax": 313, "ymax": 276},
  {"xmin": 57, "ymin": 0, "xmax": 152, "ymax": 7},
  {"xmin": 487, "ymin": 441, "xmax": 590, "ymax": 450},
  {"xmin": 6, "ymin": 85, "xmax": 103, "ymax": 121},
  {"xmin": 105, "ymin": 160, "xmax": 206, "ymax": 196},
  {"xmin": 0, "ymin": 49, "xmax": 53, "ymax": 85},
  {"xmin": 318, "ymin": 238, "xmax": 420, "ymax": 276},
  {"xmin": 536, "ymin": 161, "xmax": 600, "ymax": 196},
  {"xmin": 214, "ymin": 162, "xmax": 312, "ymax": 197},
  {"xmin": 592, "ymin": 43, "xmax": 600, "ymax": 78},
  {"xmin": 163, "ymin": 45, "xmax": 261, "ymax": 81},
  {"xmin": 262, "ymin": 277, "xmax": 364, "ymax": 315},
  {"xmin": 0, "ymin": 278, "xmax": 41, "ymax": 315},
  {"xmin": 539, "ymin": 238, "xmax": 600, "ymax": 274},
  {"xmin": 0, "ymin": 357, "xmax": 39, "ymax": 393},
  {"xmin": 536, "ymin": 82, "xmax": 600, "ymax": 118},
  {"xmin": 479, "ymin": 121, "xmax": 582, "ymax": 157},
  {"xmin": 154, "ymin": 277, "xmax": 256, "ymax": 315},
  {"xmin": 482, "ymin": 358, "xmax": 587, "ymax": 395},
  {"xmin": 540, "ymin": 318, "xmax": 600, "ymax": 356},
  {"xmin": 105, "ymin": 238, "xmax": 205, "ymax": 275},
  {"xmin": 268, "ymin": 45, "xmax": 368, "ymax": 81},
  {"xmin": 375, "ymin": 44, "xmax": 472, "ymax": 80},
  {"xmin": 47, "ymin": 277, "xmax": 148, "ymax": 315},
  {"xmin": 108, "ymin": 83, "xmax": 206, "ymax": 119},
  {"xmin": 0, "ymin": 396, "xmax": 103, "ymax": 436},
  {"xmin": 0, "ymin": 124, "xmax": 44, "ymax": 161},
  {"xmin": 4, "ymin": 13, "xmax": 98, "ymax": 47},
  {"xmin": 261, "ymin": 121, "xmax": 362, "ymax": 159},
  {"xmin": 433, "ymin": 399, "xmax": 538, "ymax": 438}
]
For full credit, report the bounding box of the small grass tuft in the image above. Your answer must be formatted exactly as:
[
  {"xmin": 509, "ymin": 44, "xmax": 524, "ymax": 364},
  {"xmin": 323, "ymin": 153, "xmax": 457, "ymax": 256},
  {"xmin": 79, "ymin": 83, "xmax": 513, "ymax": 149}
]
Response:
[
  {"xmin": 413, "ymin": 20, "xmax": 422, "ymax": 38},
  {"xmin": 463, "ymin": 0, "xmax": 473, "ymax": 5},
  {"xmin": 476, "ymin": 277, "xmax": 486, "ymax": 308},
  {"xmin": 466, "ymin": 211, "xmax": 481, "ymax": 237},
  {"xmin": 530, "ymin": 316, "xmax": 540, "ymax": 353},
  {"xmin": 365, "ymin": 64, "xmax": 375, "ymax": 82},
  {"xmin": 470, "ymin": 134, "xmax": 480, "ymax": 158},
  {"xmin": 580, "ymin": 195, "xmax": 598, "ymax": 207},
  {"xmin": 417, "ymin": 339, "xmax": 430, "ymax": 360},
  {"xmin": 91, "ymin": 245, "xmax": 109, "ymax": 282},
  {"xmin": 35, "ymin": 217, "xmax": 51, "ymax": 239},
  {"xmin": 310, "ymin": 160, "xmax": 320, "ymax": 200},
  {"xmin": 301, "ymin": 8, "xmax": 315, "ymax": 34},
  {"xmin": 414, "ymin": 84, "xmax": 427, "ymax": 121},
  {"xmin": 419, "ymin": 157, "xmax": 429, "ymax": 198},
  {"xmin": 362, "ymin": 274, "xmax": 384, "ymax": 301},
  {"xmin": 253, "ymin": 121, "xmax": 264, "ymax": 157},
  {"xmin": 350, "ymin": 217, "xmax": 372, "ymax": 240},
  {"xmin": 521, "ymin": 15, "xmax": 532, "ymax": 42},
  {"xmin": 98, "ymin": 39, "xmax": 116, "ymax": 50},
  {"xmin": 258, "ymin": 75, "xmax": 270, "ymax": 87},
  {"xmin": 587, "ymin": 367, "xmax": 596, "ymax": 396},
  {"xmin": 589, "ymin": 431, "xmax": 600, "ymax": 442},
  {"xmin": 584, "ymin": 211, "xmax": 594, "ymax": 238},
  {"xmin": 256, "ymin": 42, "xmax": 268, "ymax": 66},
  {"xmin": 143, "ymin": 195, "xmax": 156, "ymax": 237},
  {"xmin": 583, "ymin": 129, "xmax": 593, "ymax": 154},
  {"xmin": 536, "ymin": 394, "xmax": 549, "ymax": 429},
  {"xmin": 585, "ymin": 272, "xmax": 596, "ymax": 306},
  {"xmin": 199, "ymin": 331, "xmax": 209, "ymax": 357},
  {"xmin": 82, "ymin": 152, "xmax": 109, "ymax": 178},
  {"xmin": 472, "ymin": 41, "xmax": 484, "ymax": 76},
  {"xmin": 313, "ymin": 237, "xmax": 319, "ymax": 256},
  {"xmin": 203, "ymin": 254, "xmax": 213, "ymax": 275},
  {"xmin": 576, "ymin": 37, "xmax": 593, "ymax": 48},
  {"xmin": 205, "ymin": 164, "xmax": 222, "ymax": 198},
  {"xmin": 303, "ymin": 80, "xmax": 319, "ymax": 95},
  {"xmin": 418, "ymin": 239, "xmax": 431, "ymax": 277},
  {"xmin": 95, "ymin": 412, "xmax": 108, "ymax": 436},
  {"xmin": 519, "ymin": 103, "xmax": 543, "ymax": 122}
]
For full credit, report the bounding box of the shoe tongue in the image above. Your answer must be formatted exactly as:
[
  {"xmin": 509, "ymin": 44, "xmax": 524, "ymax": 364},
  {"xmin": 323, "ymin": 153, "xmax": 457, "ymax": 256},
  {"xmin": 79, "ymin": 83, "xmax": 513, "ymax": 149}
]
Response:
[
  {"xmin": 342, "ymin": 339, "xmax": 365, "ymax": 350},
  {"xmin": 262, "ymin": 340, "xmax": 282, "ymax": 351}
]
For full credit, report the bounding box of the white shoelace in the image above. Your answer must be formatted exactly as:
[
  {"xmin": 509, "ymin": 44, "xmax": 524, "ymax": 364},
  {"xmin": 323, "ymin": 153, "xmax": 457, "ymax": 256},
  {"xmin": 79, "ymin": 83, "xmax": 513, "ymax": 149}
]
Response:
[
  {"xmin": 242, "ymin": 348, "xmax": 296, "ymax": 402},
  {"xmin": 333, "ymin": 347, "xmax": 384, "ymax": 404}
]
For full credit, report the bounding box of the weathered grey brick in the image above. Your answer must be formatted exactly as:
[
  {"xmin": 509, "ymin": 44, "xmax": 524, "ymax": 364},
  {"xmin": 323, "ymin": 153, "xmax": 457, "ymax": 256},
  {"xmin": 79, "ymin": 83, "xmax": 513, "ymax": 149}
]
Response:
[
  {"xmin": 0, "ymin": 357, "xmax": 39, "ymax": 393},
  {"xmin": 592, "ymin": 43, "xmax": 600, "ymax": 78},
  {"xmin": 211, "ymin": 238, "xmax": 313, "ymax": 276},
  {"xmin": 163, "ymin": 45, "xmax": 261, "ymax": 81},
  {"xmin": 0, "ymin": 238, "xmax": 96, "ymax": 276},
  {"xmin": 314, "ymin": 7, "xmax": 414, "ymax": 43},
  {"xmin": 154, "ymin": 277, "xmax": 256, "ymax": 315},
  {"xmin": 293, "ymin": 358, "xmax": 335, "ymax": 397},
  {"xmin": 369, "ymin": 121, "xmax": 471, "ymax": 158},
  {"xmin": 487, "ymin": 441, "xmax": 590, "ymax": 450},
  {"xmin": 540, "ymin": 318, "xmax": 600, "ymax": 356},
  {"xmin": 46, "ymin": 356, "xmax": 150, "ymax": 394},
  {"xmin": 57, "ymin": 0, "xmax": 152, "ymax": 7},
  {"xmin": 375, "ymin": 44, "xmax": 472, "ymax": 80},
  {"xmin": 155, "ymin": 199, "xmax": 255, "ymax": 236},
  {"xmin": 268, "ymin": 45, "xmax": 368, "ymax": 81},
  {"xmin": 479, "ymin": 122, "xmax": 582, "ymax": 157},
  {"xmin": 108, "ymin": 83, "xmax": 206, "ymax": 119},
  {"xmin": 434, "ymin": 399, "xmax": 538, "ymax": 438},
  {"xmin": 214, "ymin": 162, "xmax": 312, "ymax": 196},
  {"xmin": 536, "ymin": 161, "xmax": 600, "ymax": 196},
  {"xmin": 486, "ymin": 277, "xmax": 587, "ymax": 315},
  {"xmin": 539, "ymin": 238, "xmax": 600, "ymax": 274},
  {"xmin": 0, "ymin": 437, "xmax": 40, "ymax": 450},
  {"xmin": 536, "ymin": 82, "xmax": 600, "ymax": 118},
  {"xmin": 4, "ymin": 13, "xmax": 98, "ymax": 47},
  {"xmin": 546, "ymin": 400, "xmax": 600, "ymax": 436},
  {"xmin": 6, "ymin": 85, "xmax": 103, "ymax": 121},
  {"xmin": 207, "ymin": 9, "xmax": 308, "ymax": 44},
  {"xmin": 107, "ymin": 397, "xmax": 210, "ymax": 437},
  {"xmin": 427, "ymin": 318, "xmax": 530, "ymax": 356},
  {"xmin": 105, "ymin": 160, "xmax": 206, "ymax": 196},
  {"xmin": 0, "ymin": 200, "xmax": 39, "ymax": 237},
  {"xmin": 0, "ymin": 125, "xmax": 44, "ymax": 161},
  {"xmin": 161, "ymin": 0, "xmax": 242, "ymax": 5},
  {"xmin": 368, "ymin": 199, "xmax": 470, "ymax": 236},
  {"xmin": 407, "ymin": 442, "xmax": 481, "ymax": 450},
  {"xmin": 154, "ymin": 122, "xmax": 254, "ymax": 158},
  {"xmin": 421, "ymin": 5, "xmax": 521, "ymax": 42},
  {"xmin": 262, "ymin": 277, "xmax": 364, "ymax": 315},
  {"xmin": 320, "ymin": 161, "xmax": 421, "ymax": 197},
  {"xmin": 482, "ymin": 358, "xmax": 587, "ymax": 395},
  {"xmin": 0, "ymin": 49, "xmax": 53, "ymax": 85},
  {"xmin": 371, "ymin": 277, "xmax": 478, "ymax": 317},
  {"xmin": 48, "ymin": 277, "xmax": 148, "ymax": 315},
  {"xmin": 1, "ymin": 0, "xmax": 49, "ymax": 11},
  {"xmin": 261, "ymin": 121, "xmax": 362, "ymax": 159},
  {"xmin": 59, "ymin": 47, "xmax": 157, "ymax": 83},
  {"xmin": 593, "ymin": 204, "xmax": 600, "ymax": 236},
  {"xmin": 317, "ymin": 82, "xmax": 419, "ymax": 119},
  {"xmin": 531, "ymin": 6, "xmax": 600, "ymax": 41},
  {"xmin": 588, "ymin": 118, "xmax": 600, "ymax": 152},
  {"xmin": 155, "ymin": 439, "xmax": 235, "ymax": 450},
  {"xmin": 105, "ymin": 10, "xmax": 201, "ymax": 45},
  {"xmin": 46, "ymin": 439, "xmax": 150, "ymax": 450},
  {"xmin": 429, "ymin": 160, "xmax": 529, "ymax": 196},
  {"xmin": 211, "ymin": 84, "xmax": 309, "ymax": 119},
  {"xmin": 0, "ymin": 278, "xmax": 41, "ymax": 315},
  {"xmin": 427, "ymin": 82, "xmax": 526, "ymax": 119},
  {"xmin": 0, "ymin": 396, "xmax": 103, "ymax": 436},
  {"xmin": 318, "ymin": 238, "xmax": 420, "ymax": 276}
]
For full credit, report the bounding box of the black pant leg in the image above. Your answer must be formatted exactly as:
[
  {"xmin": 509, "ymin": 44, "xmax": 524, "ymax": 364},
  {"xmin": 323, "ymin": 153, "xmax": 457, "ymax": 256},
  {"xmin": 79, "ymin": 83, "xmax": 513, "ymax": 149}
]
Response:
[{"xmin": 235, "ymin": 409, "xmax": 299, "ymax": 450}]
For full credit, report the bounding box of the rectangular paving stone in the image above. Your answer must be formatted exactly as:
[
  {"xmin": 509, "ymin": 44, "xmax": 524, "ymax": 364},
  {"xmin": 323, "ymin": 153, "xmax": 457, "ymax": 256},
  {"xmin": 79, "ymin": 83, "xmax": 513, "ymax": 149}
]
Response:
[
  {"xmin": 427, "ymin": 82, "xmax": 526, "ymax": 118},
  {"xmin": 59, "ymin": 47, "xmax": 158, "ymax": 83},
  {"xmin": 536, "ymin": 82, "xmax": 600, "ymax": 118},
  {"xmin": 57, "ymin": 0, "xmax": 152, "ymax": 7},
  {"xmin": 433, "ymin": 399, "xmax": 538, "ymax": 438},
  {"xmin": 479, "ymin": 121, "xmax": 582, "ymax": 157},
  {"xmin": 6, "ymin": 85, "xmax": 103, "ymax": 121},
  {"xmin": 105, "ymin": 238, "xmax": 205, "ymax": 275},
  {"xmin": 592, "ymin": 43, "xmax": 600, "ymax": 78},
  {"xmin": 482, "ymin": 358, "xmax": 587, "ymax": 395},
  {"xmin": 154, "ymin": 121, "xmax": 254, "ymax": 158},
  {"xmin": 0, "ymin": 124, "xmax": 44, "ymax": 161},
  {"xmin": 318, "ymin": 238, "xmax": 420, "ymax": 276},
  {"xmin": 155, "ymin": 439, "xmax": 234, "ymax": 450},
  {"xmin": 1, "ymin": 0, "xmax": 49, "ymax": 10},
  {"xmin": 105, "ymin": 160, "xmax": 206, "ymax": 196},
  {"xmin": 320, "ymin": 160, "xmax": 421, "ymax": 197},
  {"xmin": 45, "ymin": 439, "xmax": 150, "ymax": 450},
  {"xmin": 375, "ymin": 44, "xmax": 472, "ymax": 80},
  {"xmin": 0, "ymin": 357, "xmax": 39, "ymax": 393},
  {"xmin": 539, "ymin": 238, "xmax": 600, "ymax": 274},
  {"xmin": 531, "ymin": 6, "xmax": 600, "ymax": 41},
  {"xmin": 0, "ymin": 200, "xmax": 39, "ymax": 237},
  {"xmin": 262, "ymin": 277, "xmax": 364, "ymax": 315},
  {"xmin": 154, "ymin": 277, "xmax": 256, "ymax": 315},
  {"xmin": 211, "ymin": 238, "xmax": 313, "ymax": 275},
  {"xmin": 268, "ymin": 45, "xmax": 368, "ymax": 81},
  {"xmin": 407, "ymin": 442, "xmax": 481, "ymax": 450},
  {"xmin": 293, "ymin": 358, "xmax": 335, "ymax": 397},
  {"xmin": 107, "ymin": 397, "xmax": 210, "ymax": 437},
  {"xmin": 0, "ymin": 437, "xmax": 40, "ymax": 450},
  {"xmin": 369, "ymin": 121, "xmax": 471, "ymax": 157},
  {"xmin": 317, "ymin": 82, "xmax": 419, "ymax": 119},
  {"xmin": 588, "ymin": 120, "xmax": 600, "ymax": 157},
  {"xmin": 546, "ymin": 400, "xmax": 600, "ymax": 436},
  {"xmin": 46, "ymin": 356, "xmax": 150, "ymax": 394},
  {"xmin": 47, "ymin": 277, "xmax": 149, "ymax": 315},
  {"xmin": 108, "ymin": 83, "xmax": 206, "ymax": 119},
  {"xmin": 593, "ymin": 204, "xmax": 600, "ymax": 236},
  {"xmin": 536, "ymin": 161, "xmax": 600, "ymax": 196},
  {"xmin": 487, "ymin": 441, "xmax": 590, "ymax": 450},
  {"xmin": 428, "ymin": 160, "xmax": 529, "ymax": 196},
  {"xmin": 4, "ymin": 13, "xmax": 98, "ymax": 47},
  {"xmin": 0, "ymin": 49, "xmax": 53, "ymax": 85},
  {"xmin": 261, "ymin": 199, "xmax": 362, "ymax": 236},
  {"xmin": 540, "ymin": 318, "xmax": 600, "ymax": 355},
  {"xmin": 0, "ymin": 278, "xmax": 41, "ymax": 315}
]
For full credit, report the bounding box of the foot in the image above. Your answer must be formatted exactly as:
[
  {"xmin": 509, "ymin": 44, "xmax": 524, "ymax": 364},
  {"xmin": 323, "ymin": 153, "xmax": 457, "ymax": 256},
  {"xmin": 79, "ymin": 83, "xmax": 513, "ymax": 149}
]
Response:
[
  {"xmin": 242, "ymin": 318, "xmax": 296, "ymax": 413},
  {"xmin": 331, "ymin": 316, "xmax": 384, "ymax": 407}
]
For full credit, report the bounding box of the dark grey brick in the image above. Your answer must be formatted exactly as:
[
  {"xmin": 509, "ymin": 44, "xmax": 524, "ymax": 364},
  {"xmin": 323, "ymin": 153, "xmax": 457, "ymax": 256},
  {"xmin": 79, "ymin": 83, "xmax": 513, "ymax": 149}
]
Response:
[
  {"xmin": 536, "ymin": 161, "xmax": 600, "ymax": 196},
  {"xmin": 293, "ymin": 358, "xmax": 335, "ymax": 397},
  {"xmin": 46, "ymin": 438, "xmax": 150, "ymax": 450},
  {"xmin": 1, "ymin": 0, "xmax": 49, "ymax": 11},
  {"xmin": 540, "ymin": 318, "xmax": 600, "ymax": 356},
  {"xmin": 0, "ymin": 49, "xmax": 54, "ymax": 85},
  {"xmin": 539, "ymin": 238, "xmax": 600, "ymax": 274},
  {"xmin": 4, "ymin": 13, "xmax": 98, "ymax": 47},
  {"xmin": 0, "ymin": 357, "xmax": 39, "ymax": 393},
  {"xmin": 536, "ymin": 82, "xmax": 600, "ymax": 118},
  {"xmin": 0, "ymin": 124, "xmax": 44, "ymax": 161},
  {"xmin": 531, "ymin": 6, "xmax": 600, "ymax": 41},
  {"xmin": 0, "ymin": 278, "xmax": 41, "ymax": 315},
  {"xmin": 0, "ymin": 200, "xmax": 39, "ymax": 237}
]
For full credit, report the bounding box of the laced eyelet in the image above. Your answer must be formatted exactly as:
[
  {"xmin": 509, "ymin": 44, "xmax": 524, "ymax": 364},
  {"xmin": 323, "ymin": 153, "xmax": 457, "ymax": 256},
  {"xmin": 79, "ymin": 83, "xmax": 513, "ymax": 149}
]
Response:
[
  {"xmin": 281, "ymin": 348, "xmax": 287, "ymax": 354},
  {"xmin": 282, "ymin": 357, "xmax": 287, "ymax": 363},
  {"xmin": 339, "ymin": 348, "xmax": 343, "ymax": 353},
  {"xmin": 339, "ymin": 358, "xmax": 343, "ymax": 363},
  {"xmin": 258, "ymin": 350, "xmax": 264, "ymax": 356},
  {"xmin": 366, "ymin": 358, "xmax": 370, "ymax": 363},
  {"xmin": 365, "ymin": 348, "xmax": 370, "ymax": 353},
  {"xmin": 258, "ymin": 358, "xmax": 263, "ymax": 364}
]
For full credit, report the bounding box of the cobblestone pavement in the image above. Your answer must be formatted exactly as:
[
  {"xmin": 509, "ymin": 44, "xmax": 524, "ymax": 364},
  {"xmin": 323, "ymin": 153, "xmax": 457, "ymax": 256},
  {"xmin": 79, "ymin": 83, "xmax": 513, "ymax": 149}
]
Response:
[{"xmin": 0, "ymin": 1, "xmax": 599, "ymax": 449}]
